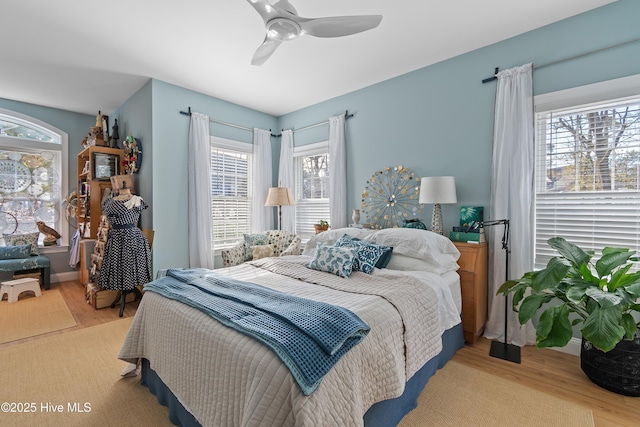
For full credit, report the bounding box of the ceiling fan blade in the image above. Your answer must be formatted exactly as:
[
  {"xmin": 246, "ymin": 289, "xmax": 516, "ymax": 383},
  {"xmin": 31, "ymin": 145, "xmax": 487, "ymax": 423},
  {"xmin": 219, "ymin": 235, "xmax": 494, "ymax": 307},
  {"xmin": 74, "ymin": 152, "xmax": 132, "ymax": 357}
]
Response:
[
  {"xmin": 300, "ymin": 15, "xmax": 382, "ymax": 38},
  {"xmin": 246, "ymin": 0, "xmax": 278, "ymax": 22},
  {"xmin": 251, "ymin": 37, "xmax": 282, "ymax": 66}
]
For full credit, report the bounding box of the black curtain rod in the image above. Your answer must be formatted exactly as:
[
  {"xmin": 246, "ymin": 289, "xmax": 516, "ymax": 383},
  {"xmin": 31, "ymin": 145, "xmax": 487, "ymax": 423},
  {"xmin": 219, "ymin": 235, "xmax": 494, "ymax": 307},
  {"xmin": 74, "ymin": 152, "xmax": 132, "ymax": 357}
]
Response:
[
  {"xmin": 179, "ymin": 107, "xmax": 353, "ymax": 138},
  {"xmin": 179, "ymin": 107, "xmax": 279, "ymax": 137},
  {"xmin": 481, "ymin": 36, "xmax": 640, "ymax": 84}
]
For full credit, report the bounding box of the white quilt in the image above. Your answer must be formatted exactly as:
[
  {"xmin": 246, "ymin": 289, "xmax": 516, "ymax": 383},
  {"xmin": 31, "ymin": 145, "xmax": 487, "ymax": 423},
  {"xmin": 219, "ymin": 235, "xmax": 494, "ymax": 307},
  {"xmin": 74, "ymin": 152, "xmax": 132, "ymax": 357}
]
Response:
[{"xmin": 118, "ymin": 258, "xmax": 451, "ymax": 427}]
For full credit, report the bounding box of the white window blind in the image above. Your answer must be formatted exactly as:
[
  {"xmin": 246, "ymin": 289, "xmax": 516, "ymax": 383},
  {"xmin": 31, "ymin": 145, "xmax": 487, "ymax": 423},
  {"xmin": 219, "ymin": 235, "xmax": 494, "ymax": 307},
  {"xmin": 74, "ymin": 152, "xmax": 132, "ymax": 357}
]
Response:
[
  {"xmin": 294, "ymin": 142, "xmax": 330, "ymax": 240},
  {"xmin": 535, "ymin": 94, "xmax": 640, "ymax": 270},
  {"xmin": 210, "ymin": 137, "xmax": 252, "ymax": 247}
]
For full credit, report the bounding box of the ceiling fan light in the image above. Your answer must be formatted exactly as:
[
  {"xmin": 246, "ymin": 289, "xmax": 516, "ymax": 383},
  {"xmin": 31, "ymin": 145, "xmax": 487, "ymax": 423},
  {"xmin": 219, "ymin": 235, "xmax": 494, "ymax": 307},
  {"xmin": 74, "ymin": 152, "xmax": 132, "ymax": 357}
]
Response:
[{"xmin": 266, "ymin": 18, "xmax": 301, "ymax": 41}]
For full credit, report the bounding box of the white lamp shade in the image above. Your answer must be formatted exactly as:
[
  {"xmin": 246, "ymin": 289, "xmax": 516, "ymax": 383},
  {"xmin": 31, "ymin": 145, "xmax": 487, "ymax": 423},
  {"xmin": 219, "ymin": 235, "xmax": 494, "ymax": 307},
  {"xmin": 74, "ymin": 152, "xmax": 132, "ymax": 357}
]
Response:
[
  {"xmin": 265, "ymin": 187, "xmax": 295, "ymax": 207},
  {"xmin": 419, "ymin": 176, "xmax": 457, "ymax": 204}
]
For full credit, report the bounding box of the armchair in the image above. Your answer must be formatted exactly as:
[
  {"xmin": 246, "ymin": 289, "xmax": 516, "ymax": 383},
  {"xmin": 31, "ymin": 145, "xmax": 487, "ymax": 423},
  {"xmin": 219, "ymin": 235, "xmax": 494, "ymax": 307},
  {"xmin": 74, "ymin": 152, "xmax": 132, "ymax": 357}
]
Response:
[{"xmin": 221, "ymin": 230, "xmax": 301, "ymax": 268}]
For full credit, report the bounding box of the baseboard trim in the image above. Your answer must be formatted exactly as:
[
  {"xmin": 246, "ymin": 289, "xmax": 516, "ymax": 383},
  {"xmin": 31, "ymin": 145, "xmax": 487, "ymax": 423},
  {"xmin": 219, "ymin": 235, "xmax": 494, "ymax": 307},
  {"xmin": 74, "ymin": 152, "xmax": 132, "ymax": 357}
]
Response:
[
  {"xmin": 550, "ymin": 337, "xmax": 581, "ymax": 357},
  {"xmin": 53, "ymin": 271, "xmax": 80, "ymax": 284}
]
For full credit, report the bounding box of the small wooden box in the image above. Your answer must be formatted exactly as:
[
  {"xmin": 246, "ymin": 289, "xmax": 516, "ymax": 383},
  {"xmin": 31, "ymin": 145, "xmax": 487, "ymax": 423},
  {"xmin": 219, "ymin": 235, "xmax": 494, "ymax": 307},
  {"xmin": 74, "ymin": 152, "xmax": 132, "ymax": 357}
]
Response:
[{"xmin": 85, "ymin": 282, "xmax": 142, "ymax": 309}]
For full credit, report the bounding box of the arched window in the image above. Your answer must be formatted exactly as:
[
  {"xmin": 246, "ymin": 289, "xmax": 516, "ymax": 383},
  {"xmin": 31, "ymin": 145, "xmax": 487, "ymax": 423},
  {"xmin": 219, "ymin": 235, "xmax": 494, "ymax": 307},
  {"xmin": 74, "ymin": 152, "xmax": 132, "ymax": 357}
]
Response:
[{"xmin": 0, "ymin": 109, "xmax": 68, "ymax": 247}]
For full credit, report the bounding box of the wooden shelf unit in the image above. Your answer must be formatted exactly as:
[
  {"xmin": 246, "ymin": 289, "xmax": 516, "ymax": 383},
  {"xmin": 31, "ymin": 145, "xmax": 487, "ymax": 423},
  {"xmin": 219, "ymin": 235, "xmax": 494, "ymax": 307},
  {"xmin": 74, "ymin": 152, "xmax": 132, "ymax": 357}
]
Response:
[
  {"xmin": 452, "ymin": 241, "xmax": 488, "ymax": 343},
  {"xmin": 77, "ymin": 146, "xmax": 123, "ymax": 240}
]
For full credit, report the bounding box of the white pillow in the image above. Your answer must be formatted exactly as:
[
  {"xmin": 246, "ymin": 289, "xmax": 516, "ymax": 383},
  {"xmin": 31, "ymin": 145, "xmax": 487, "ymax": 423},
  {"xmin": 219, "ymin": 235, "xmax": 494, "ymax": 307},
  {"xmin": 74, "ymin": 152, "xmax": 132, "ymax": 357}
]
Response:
[
  {"xmin": 364, "ymin": 228, "xmax": 460, "ymax": 274},
  {"xmin": 302, "ymin": 227, "xmax": 374, "ymax": 257},
  {"xmin": 385, "ymin": 254, "xmax": 437, "ymax": 271}
]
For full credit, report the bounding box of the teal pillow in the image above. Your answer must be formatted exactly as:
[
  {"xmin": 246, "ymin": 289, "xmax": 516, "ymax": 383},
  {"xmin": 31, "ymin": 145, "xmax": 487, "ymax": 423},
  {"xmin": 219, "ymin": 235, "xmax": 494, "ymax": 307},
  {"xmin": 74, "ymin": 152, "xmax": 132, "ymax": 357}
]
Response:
[
  {"xmin": 3, "ymin": 232, "xmax": 39, "ymax": 255},
  {"xmin": 335, "ymin": 234, "xmax": 393, "ymax": 273},
  {"xmin": 307, "ymin": 244, "xmax": 356, "ymax": 278},
  {"xmin": 243, "ymin": 233, "xmax": 269, "ymax": 261},
  {"xmin": 0, "ymin": 244, "xmax": 32, "ymax": 260}
]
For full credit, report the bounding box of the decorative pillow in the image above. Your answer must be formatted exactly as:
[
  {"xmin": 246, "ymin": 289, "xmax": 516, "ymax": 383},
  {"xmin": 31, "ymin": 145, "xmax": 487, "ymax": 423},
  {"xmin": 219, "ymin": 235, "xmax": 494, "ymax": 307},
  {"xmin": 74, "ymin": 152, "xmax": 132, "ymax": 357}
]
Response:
[
  {"xmin": 307, "ymin": 243, "xmax": 357, "ymax": 278},
  {"xmin": 0, "ymin": 244, "xmax": 32, "ymax": 260},
  {"xmin": 280, "ymin": 236, "xmax": 301, "ymax": 257},
  {"xmin": 251, "ymin": 244, "xmax": 274, "ymax": 260},
  {"xmin": 3, "ymin": 232, "xmax": 39, "ymax": 255},
  {"xmin": 302, "ymin": 227, "xmax": 374, "ymax": 257},
  {"xmin": 335, "ymin": 234, "xmax": 392, "ymax": 274},
  {"xmin": 243, "ymin": 233, "xmax": 269, "ymax": 261}
]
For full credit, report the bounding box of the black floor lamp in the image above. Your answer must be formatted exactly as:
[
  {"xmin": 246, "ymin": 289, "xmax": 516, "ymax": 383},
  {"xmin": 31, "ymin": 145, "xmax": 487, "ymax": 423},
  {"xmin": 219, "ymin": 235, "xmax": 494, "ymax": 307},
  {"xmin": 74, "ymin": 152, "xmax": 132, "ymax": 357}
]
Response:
[{"xmin": 480, "ymin": 219, "xmax": 521, "ymax": 364}]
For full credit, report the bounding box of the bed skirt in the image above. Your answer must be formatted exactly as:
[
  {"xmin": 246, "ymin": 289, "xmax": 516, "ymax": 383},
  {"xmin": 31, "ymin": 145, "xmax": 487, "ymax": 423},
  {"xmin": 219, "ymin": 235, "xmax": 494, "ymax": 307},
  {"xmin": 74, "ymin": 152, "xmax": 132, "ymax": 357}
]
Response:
[{"xmin": 140, "ymin": 322, "xmax": 464, "ymax": 427}]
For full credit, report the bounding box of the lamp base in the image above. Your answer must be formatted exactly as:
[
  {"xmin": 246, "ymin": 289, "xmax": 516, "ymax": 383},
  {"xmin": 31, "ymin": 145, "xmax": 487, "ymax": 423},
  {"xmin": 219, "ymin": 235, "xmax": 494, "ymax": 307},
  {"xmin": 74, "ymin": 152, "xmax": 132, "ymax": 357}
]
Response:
[
  {"xmin": 489, "ymin": 340, "xmax": 521, "ymax": 364},
  {"xmin": 431, "ymin": 203, "xmax": 443, "ymax": 235}
]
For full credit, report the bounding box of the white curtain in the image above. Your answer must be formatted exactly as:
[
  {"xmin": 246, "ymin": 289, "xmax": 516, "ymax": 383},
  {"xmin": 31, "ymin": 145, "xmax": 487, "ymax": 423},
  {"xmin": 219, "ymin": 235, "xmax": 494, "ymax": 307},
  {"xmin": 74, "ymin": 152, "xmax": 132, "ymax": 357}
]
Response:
[
  {"xmin": 251, "ymin": 128, "xmax": 273, "ymax": 232},
  {"xmin": 278, "ymin": 129, "xmax": 296, "ymax": 232},
  {"xmin": 484, "ymin": 64, "xmax": 536, "ymax": 347},
  {"xmin": 328, "ymin": 114, "xmax": 347, "ymax": 229},
  {"xmin": 188, "ymin": 112, "xmax": 214, "ymax": 269}
]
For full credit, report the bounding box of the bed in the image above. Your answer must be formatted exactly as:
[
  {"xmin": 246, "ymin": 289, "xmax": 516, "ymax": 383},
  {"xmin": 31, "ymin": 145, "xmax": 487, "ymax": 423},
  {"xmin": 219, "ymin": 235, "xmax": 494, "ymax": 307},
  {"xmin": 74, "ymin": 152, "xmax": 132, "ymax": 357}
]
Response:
[{"xmin": 118, "ymin": 228, "xmax": 464, "ymax": 427}]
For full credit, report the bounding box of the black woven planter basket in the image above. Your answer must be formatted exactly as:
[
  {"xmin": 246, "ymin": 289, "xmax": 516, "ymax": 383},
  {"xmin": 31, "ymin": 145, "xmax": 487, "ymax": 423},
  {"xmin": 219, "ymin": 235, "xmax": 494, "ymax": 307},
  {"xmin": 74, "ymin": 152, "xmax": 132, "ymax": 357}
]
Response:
[{"xmin": 580, "ymin": 334, "xmax": 640, "ymax": 397}]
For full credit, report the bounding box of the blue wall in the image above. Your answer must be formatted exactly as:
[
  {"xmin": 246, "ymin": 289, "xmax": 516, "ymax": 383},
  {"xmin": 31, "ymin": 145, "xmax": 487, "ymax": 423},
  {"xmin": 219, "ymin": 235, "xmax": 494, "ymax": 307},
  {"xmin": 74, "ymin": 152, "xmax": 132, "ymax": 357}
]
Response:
[
  {"xmin": 1, "ymin": 0, "xmax": 639, "ymax": 280},
  {"xmin": 278, "ymin": 0, "xmax": 640, "ymax": 233}
]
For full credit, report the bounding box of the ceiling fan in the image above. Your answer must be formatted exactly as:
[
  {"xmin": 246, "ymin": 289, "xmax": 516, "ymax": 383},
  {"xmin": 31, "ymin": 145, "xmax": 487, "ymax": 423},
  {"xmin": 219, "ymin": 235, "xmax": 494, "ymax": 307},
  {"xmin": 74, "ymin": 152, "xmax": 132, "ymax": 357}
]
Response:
[{"xmin": 247, "ymin": 0, "xmax": 382, "ymax": 66}]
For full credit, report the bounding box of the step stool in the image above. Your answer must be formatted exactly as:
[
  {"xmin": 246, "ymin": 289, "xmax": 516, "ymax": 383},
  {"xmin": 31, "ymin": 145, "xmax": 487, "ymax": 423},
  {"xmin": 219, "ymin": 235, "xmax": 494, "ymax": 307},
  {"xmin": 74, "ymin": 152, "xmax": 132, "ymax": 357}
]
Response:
[{"xmin": 0, "ymin": 278, "xmax": 42, "ymax": 303}]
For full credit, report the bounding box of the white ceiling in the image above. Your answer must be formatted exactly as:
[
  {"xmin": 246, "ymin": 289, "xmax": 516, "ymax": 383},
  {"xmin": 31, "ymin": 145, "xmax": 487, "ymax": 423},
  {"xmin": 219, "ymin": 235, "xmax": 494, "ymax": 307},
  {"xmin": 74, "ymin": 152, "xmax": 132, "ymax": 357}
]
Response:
[{"xmin": 0, "ymin": 0, "xmax": 615, "ymax": 117}]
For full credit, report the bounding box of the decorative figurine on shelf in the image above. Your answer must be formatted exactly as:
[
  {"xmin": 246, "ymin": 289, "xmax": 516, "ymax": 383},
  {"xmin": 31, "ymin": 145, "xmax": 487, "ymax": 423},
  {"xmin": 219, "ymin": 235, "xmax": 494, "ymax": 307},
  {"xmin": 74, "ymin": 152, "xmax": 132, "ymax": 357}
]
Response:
[
  {"xmin": 109, "ymin": 119, "xmax": 120, "ymax": 148},
  {"xmin": 37, "ymin": 221, "xmax": 61, "ymax": 246},
  {"xmin": 95, "ymin": 111, "xmax": 103, "ymax": 127}
]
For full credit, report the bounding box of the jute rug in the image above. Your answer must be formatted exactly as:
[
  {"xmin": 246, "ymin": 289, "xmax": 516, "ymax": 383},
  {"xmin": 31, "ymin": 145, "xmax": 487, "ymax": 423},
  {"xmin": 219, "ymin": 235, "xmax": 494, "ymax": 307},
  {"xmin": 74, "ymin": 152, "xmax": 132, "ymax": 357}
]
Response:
[
  {"xmin": 399, "ymin": 360, "xmax": 595, "ymax": 427},
  {"xmin": 0, "ymin": 317, "xmax": 595, "ymax": 427},
  {"xmin": 0, "ymin": 317, "xmax": 172, "ymax": 427},
  {"xmin": 0, "ymin": 289, "xmax": 77, "ymax": 344}
]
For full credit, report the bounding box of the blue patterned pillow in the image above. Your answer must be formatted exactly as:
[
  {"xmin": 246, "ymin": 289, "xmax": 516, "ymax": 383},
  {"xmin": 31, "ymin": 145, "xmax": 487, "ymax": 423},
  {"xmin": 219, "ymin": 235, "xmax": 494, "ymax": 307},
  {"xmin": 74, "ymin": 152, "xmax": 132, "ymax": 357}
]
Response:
[
  {"xmin": 307, "ymin": 244, "xmax": 357, "ymax": 278},
  {"xmin": 335, "ymin": 234, "xmax": 392, "ymax": 274},
  {"xmin": 0, "ymin": 244, "xmax": 32, "ymax": 260},
  {"xmin": 243, "ymin": 233, "xmax": 269, "ymax": 261},
  {"xmin": 3, "ymin": 232, "xmax": 39, "ymax": 255}
]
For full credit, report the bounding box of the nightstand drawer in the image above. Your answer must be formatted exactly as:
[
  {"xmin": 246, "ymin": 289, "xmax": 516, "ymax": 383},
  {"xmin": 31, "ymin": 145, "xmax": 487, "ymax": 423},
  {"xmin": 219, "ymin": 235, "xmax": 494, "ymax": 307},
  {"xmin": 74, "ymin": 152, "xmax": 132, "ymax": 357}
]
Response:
[{"xmin": 453, "ymin": 241, "xmax": 488, "ymax": 343}]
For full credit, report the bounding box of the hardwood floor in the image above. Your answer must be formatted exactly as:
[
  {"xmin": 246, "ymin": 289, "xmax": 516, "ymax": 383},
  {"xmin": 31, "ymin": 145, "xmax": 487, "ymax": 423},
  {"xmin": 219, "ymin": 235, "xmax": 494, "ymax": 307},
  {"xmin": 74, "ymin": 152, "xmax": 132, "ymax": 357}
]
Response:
[
  {"xmin": 453, "ymin": 338, "xmax": 640, "ymax": 427},
  {"xmin": 0, "ymin": 279, "xmax": 140, "ymax": 349},
  {"xmin": 2, "ymin": 280, "xmax": 638, "ymax": 426}
]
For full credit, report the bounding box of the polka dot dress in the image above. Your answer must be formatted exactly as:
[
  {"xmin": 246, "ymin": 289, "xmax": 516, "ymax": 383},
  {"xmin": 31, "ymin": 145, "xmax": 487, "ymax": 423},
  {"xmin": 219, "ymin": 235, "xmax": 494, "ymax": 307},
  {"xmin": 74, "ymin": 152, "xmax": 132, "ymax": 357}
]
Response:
[{"xmin": 97, "ymin": 197, "xmax": 151, "ymax": 291}]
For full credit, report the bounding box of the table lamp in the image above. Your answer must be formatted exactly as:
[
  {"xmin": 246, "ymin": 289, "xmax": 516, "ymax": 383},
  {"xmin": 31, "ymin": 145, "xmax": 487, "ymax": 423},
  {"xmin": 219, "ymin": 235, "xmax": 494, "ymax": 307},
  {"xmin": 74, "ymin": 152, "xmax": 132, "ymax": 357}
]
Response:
[
  {"xmin": 265, "ymin": 187, "xmax": 295, "ymax": 230},
  {"xmin": 419, "ymin": 176, "xmax": 457, "ymax": 235}
]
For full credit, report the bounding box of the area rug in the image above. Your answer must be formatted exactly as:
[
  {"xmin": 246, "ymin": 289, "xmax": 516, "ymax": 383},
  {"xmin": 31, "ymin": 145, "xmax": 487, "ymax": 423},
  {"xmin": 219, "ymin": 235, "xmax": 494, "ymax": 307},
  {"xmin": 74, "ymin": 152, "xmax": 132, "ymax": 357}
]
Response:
[
  {"xmin": 398, "ymin": 360, "xmax": 595, "ymax": 427},
  {"xmin": 0, "ymin": 289, "xmax": 77, "ymax": 344},
  {"xmin": 0, "ymin": 317, "xmax": 172, "ymax": 427}
]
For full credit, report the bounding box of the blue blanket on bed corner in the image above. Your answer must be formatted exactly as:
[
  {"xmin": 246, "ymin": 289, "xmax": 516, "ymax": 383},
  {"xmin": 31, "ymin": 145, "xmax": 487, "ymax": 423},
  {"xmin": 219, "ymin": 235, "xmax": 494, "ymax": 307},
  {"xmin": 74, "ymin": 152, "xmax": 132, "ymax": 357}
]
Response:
[{"xmin": 144, "ymin": 268, "xmax": 370, "ymax": 395}]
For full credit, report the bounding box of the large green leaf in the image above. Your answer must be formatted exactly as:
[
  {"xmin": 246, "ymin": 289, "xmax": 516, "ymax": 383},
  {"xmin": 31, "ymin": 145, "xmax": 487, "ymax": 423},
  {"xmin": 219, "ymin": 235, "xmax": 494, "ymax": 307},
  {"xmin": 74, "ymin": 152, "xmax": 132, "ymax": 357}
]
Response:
[
  {"xmin": 585, "ymin": 287, "xmax": 622, "ymax": 309},
  {"xmin": 621, "ymin": 313, "xmax": 638, "ymax": 340},
  {"xmin": 536, "ymin": 304, "xmax": 573, "ymax": 349},
  {"xmin": 595, "ymin": 250, "xmax": 633, "ymax": 277},
  {"xmin": 581, "ymin": 307, "xmax": 625, "ymax": 352},
  {"xmin": 608, "ymin": 264, "xmax": 633, "ymax": 291},
  {"xmin": 548, "ymin": 237, "xmax": 590, "ymax": 269},
  {"xmin": 518, "ymin": 294, "xmax": 551, "ymax": 325},
  {"xmin": 532, "ymin": 257, "xmax": 569, "ymax": 293}
]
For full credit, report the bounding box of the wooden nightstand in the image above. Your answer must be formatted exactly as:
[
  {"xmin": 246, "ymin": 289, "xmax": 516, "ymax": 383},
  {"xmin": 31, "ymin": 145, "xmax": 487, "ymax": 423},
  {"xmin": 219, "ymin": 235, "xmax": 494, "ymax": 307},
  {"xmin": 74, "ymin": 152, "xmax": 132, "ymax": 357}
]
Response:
[{"xmin": 452, "ymin": 241, "xmax": 488, "ymax": 343}]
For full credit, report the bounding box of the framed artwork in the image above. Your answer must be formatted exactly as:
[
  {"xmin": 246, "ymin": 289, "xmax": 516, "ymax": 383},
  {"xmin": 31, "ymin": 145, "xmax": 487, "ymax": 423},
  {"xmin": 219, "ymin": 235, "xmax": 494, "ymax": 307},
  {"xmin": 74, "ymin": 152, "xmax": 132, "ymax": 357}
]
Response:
[{"xmin": 92, "ymin": 152, "xmax": 119, "ymax": 180}]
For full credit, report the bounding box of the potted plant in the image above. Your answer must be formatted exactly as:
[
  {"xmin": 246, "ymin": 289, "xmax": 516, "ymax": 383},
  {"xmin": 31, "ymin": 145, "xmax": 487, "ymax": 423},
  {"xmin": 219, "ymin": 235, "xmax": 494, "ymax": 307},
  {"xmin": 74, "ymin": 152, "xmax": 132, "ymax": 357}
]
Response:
[
  {"xmin": 314, "ymin": 220, "xmax": 330, "ymax": 234},
  {"xmin": 498, "ymin": 237, "xmax": 640, "ymax": 396}
]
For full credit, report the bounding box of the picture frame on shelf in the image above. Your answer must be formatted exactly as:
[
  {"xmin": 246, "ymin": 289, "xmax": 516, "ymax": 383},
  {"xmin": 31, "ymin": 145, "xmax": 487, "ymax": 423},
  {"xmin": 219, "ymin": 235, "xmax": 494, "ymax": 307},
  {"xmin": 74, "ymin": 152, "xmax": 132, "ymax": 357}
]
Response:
[{"xmin": 92, "ymin": 152, "xmax": 119, "ymax": 180}]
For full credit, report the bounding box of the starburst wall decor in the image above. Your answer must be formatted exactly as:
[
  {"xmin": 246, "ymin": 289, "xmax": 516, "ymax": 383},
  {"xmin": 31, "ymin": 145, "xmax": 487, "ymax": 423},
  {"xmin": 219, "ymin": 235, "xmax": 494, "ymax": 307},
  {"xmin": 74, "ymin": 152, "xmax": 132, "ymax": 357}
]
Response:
[{"xmin": 361, "ymin": 165, "xmax": 422, "ymax": 229}]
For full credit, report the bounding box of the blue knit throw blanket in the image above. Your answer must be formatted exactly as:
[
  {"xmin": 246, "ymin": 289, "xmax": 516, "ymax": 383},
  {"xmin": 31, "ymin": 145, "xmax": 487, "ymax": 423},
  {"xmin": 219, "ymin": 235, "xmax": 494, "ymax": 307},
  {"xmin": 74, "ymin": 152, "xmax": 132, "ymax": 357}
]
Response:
[{"xmin": 144, "ymin": 268, "xmax": 370, "ymax": 395}]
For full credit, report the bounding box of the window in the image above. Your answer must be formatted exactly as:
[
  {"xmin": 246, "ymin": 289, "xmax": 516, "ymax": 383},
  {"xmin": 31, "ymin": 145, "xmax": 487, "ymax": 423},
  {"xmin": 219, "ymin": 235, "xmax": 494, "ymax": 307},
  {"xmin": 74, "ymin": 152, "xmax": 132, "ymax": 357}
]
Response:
[
  {"xmin": 534, "ymin": 75, "xmax": 640, "ymax": 270},
  {"xmin": 0, "ymin": 109, "xmax": 68, "ymax": 246},
  {"xmin": 294, "ymin": 141, "xmax": 330, "ymax": 240},
  {"xmin": 210, "ymin": 136, "xmax": 252, "ymax": 247}
]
